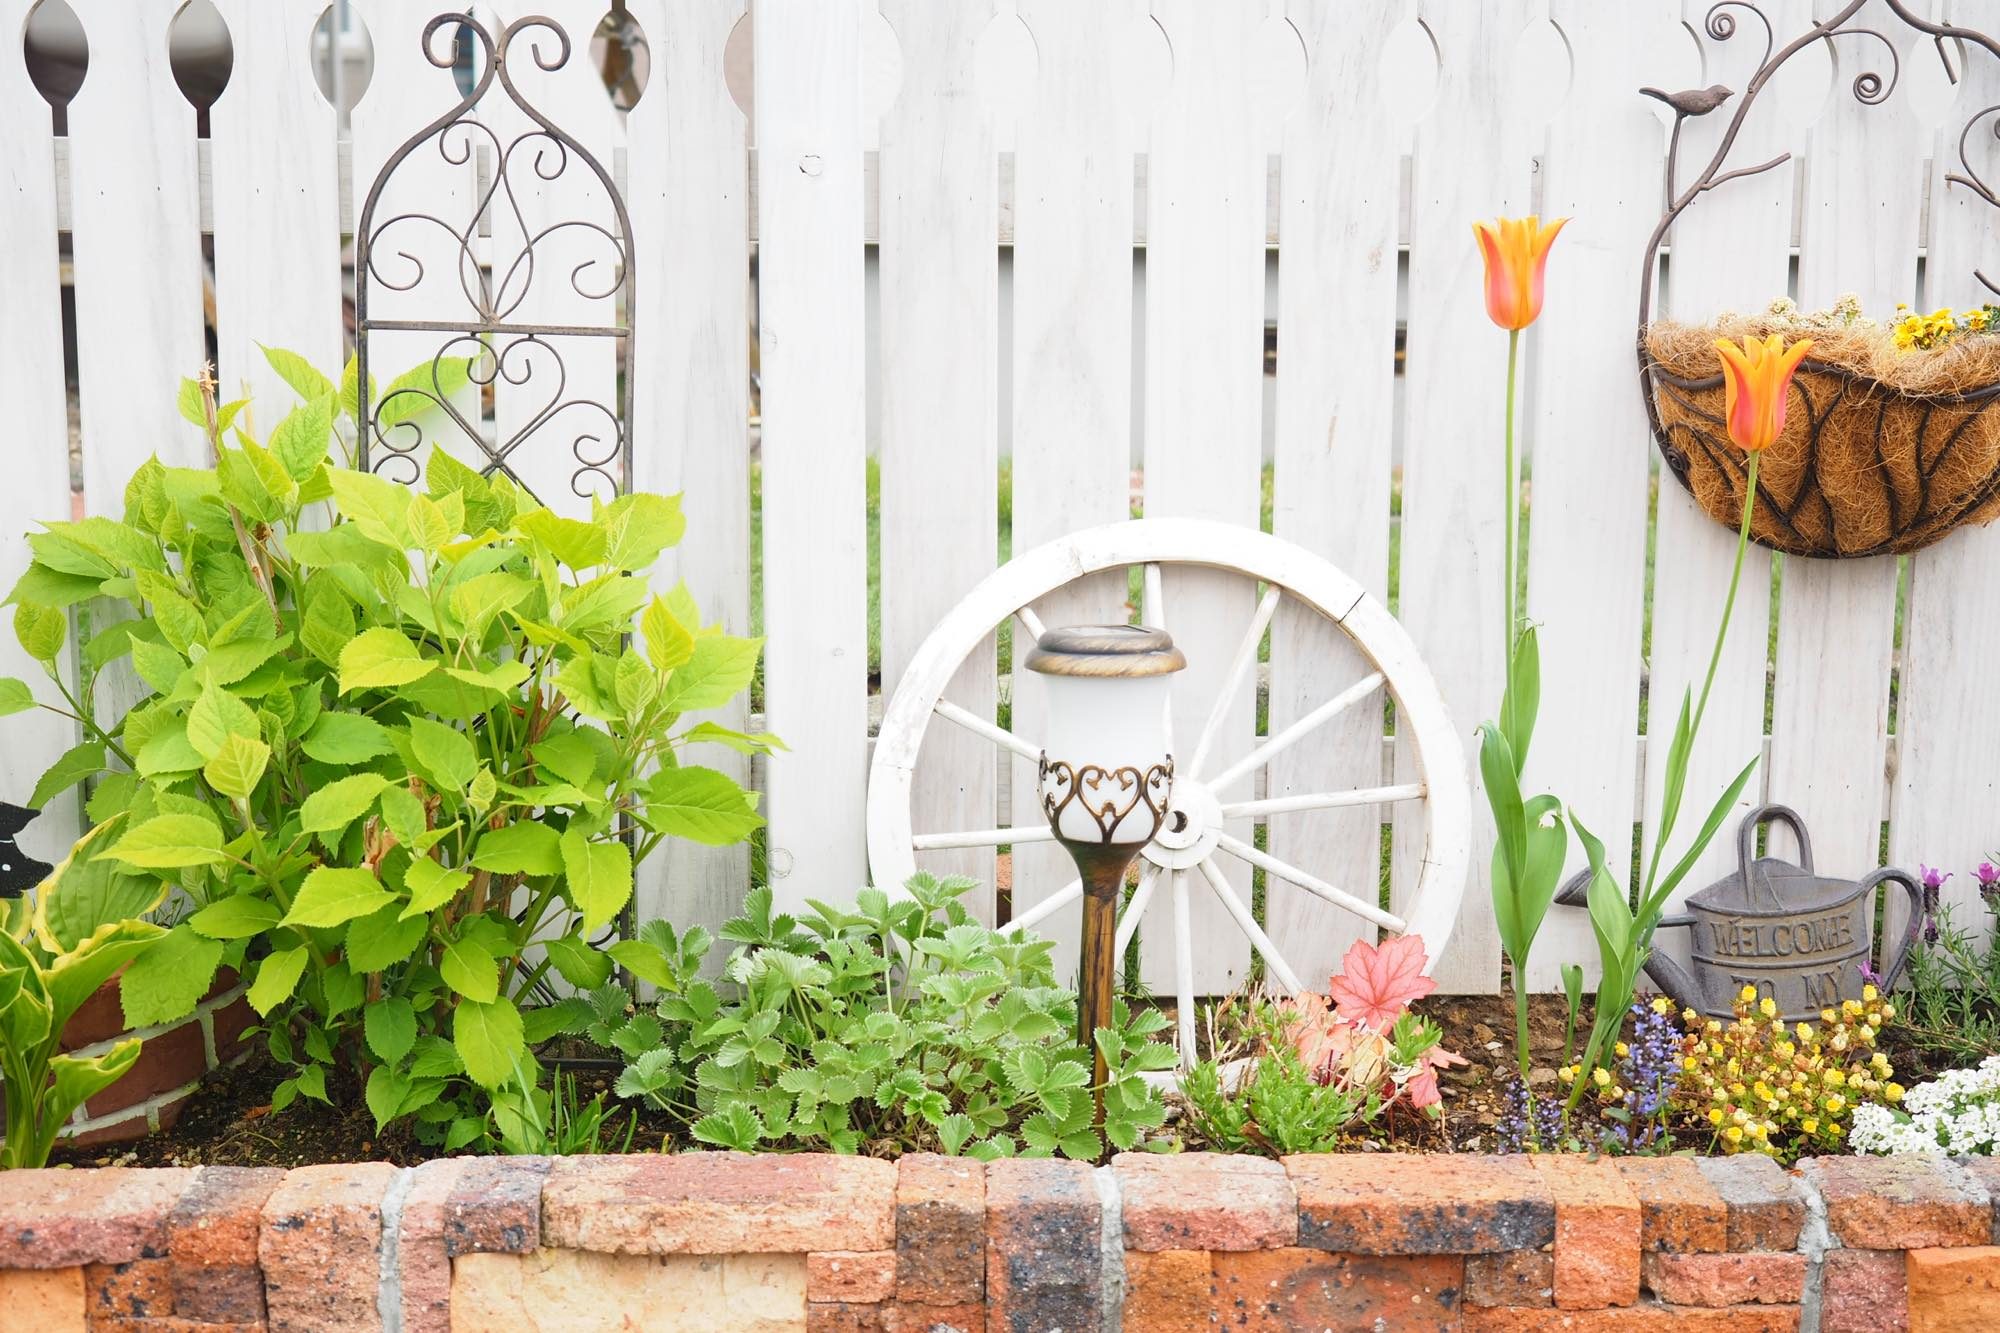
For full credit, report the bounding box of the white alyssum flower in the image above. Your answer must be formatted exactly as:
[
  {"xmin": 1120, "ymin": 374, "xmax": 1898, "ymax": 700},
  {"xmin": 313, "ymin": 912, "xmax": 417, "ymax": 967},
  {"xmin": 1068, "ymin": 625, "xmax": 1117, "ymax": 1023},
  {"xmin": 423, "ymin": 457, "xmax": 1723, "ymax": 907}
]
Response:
[{"xmin": 1851, "ymin": 1055, "xmax": 2000, "ymax": 1156}]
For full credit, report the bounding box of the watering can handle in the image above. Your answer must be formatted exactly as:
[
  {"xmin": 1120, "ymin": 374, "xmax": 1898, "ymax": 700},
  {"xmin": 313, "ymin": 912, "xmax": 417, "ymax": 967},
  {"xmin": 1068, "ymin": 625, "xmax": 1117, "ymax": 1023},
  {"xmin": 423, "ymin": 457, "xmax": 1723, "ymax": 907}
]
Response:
[
  {"xmin": 1861, "ymin": 867, "xmax": 1925, "ymax": 993},
  {"xmin": 1737, "ymin": 803, "xmax": 1813, "ymax": 906}
]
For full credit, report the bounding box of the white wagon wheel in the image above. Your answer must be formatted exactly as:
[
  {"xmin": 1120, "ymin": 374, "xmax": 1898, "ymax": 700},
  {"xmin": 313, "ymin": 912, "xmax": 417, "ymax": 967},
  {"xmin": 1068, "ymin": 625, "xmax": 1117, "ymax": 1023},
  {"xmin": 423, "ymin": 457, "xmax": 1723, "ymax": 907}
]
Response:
[{"xmin": 867, "ymin": 517, "xmax": 1469, "ymax": 1064}]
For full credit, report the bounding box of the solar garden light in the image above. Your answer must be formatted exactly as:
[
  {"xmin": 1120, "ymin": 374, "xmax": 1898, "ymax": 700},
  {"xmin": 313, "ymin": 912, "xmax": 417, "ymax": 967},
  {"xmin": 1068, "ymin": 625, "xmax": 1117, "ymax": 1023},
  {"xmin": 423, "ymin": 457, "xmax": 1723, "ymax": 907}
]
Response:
[{"xmin": 1025, "ymin": 625, "xmax": 1185, "ymax": 1120}]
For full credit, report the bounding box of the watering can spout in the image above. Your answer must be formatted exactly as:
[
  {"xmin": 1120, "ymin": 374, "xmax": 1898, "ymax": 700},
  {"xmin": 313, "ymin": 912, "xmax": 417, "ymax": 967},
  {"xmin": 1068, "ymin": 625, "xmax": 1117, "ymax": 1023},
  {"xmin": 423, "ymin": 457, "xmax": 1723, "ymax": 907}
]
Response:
[{"xmin": 1550, "ymin": 867, "xmax": 1703, "ymax": 1013}]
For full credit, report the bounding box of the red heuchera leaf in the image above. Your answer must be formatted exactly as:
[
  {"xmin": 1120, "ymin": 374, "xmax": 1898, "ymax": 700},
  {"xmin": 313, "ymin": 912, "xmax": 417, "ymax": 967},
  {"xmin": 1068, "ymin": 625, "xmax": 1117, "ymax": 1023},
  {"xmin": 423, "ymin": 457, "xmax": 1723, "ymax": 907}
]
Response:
[{"xmin": 1326, "ymin": 934, "xmax": 1435, "ymax": 1030}]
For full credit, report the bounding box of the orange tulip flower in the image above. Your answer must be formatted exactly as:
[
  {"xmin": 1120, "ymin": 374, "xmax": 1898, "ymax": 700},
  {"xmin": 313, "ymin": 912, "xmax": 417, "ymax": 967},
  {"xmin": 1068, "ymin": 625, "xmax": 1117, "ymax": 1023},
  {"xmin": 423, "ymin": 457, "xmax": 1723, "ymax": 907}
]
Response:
[
  {"xmin": 1712, "ymin": 334, "xmax": 1813, "ymax": 452},
  {"xmin": 1473, "ymin": 215, "xmax": 1568, "ymax": 330}
]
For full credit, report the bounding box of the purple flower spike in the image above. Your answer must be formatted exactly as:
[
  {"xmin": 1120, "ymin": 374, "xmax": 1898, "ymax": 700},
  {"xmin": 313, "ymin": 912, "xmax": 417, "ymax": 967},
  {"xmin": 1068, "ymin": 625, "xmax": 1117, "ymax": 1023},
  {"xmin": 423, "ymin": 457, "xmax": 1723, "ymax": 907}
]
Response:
[
  {"xmin": 1978, "ymin": 860, "xmax": 1998, "ymax": 886},
  {"xmin": 1920, "ymin": 863, "xmax": 1951, "ymax": 891},
  {"xmin": 1856, "ymin": 960, "xmax": 1884, "ymax": 988}
]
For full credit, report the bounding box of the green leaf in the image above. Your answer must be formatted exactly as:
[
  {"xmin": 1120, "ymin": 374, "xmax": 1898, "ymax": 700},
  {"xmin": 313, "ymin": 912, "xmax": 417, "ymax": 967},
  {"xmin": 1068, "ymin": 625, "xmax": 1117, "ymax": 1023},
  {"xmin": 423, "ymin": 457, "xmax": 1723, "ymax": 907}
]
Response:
[
  {"xmin": 105, "ymin": 813, "xmax": 228, "ymax": 868},
  {"xmin": 136, "ymin": 727, "xmax": 205, "ymax": 778},
  {"xmin": 470, "ymin": 821, "xmax": 562, "ymax": 876},
  {"xmin": 365, "ymin": 995, "xmax": 418, "ymax": 1065},
  {"xmin": 329, "ymin": 469, "xmax": 416, "ymax": 548},
  {"xmin": 379, "ymin": 786, "xmax": 429, "ymax": 848},
  {"xmin": 177, "ymin": 375, "xmax": 208, "ymax": 427},
  {"xmin": 130, "ymin": 638, "xmax": 187, "ymax": 694},
  {"xmin": 365, "ymin": 1065, "xmax": 412, "ymax": 1132},
  {"xmin": 408, "ymin": 717, "xmax": 477, "ymax": 794},
  {"xmin": 119, "ymin": 923, "xmax": 223, "ymax": 1026},
  {"xmin": 260, "ymin": 344, "xmax": 336, "ymax": 403},
  {"xmin": 440, "ymin": 934, "xmax": 499, "ymax": 1003},
  {"xmin": 600, "ymin": 492, "xmax": 686, "ymax": 570},
  {"xmin": 14, "ymin": 603, "xmax": 67, "ymax": 664},
  {"xmin": 1499, "ymin": 624, "xmax": 1541, "ymax": 775},
  {"xmin": 545, "ymin": 935, "xmax": 613, "ymax": 989},
  {"xmin": 561, "ymin": 828, "xmax": 633, "ymax": 933},
  {"xmin": 283, "ymin": 866, "xmax": 395, "ymax": 928},
  {"xmin": 189, "ymin": 894, "xmax": 281, "ymax": 940},
  {"xmin": 658, "ymin": 635, "xmax": 762, "ymax": 713},
  {"xmin": 199, "ymin": 632, "xmax": 289, "ymax": 687},
  {"xmin": 338, "ymin": 628, "xmax": 434, "ymax": 693},
  {"xmin": 1649, "ymin": 754, "xmax": 1761, "ymax": 913},
  {"xmin": 640, "ymin": 597, "xmax": 695, "ymax": 672},
  {"xmin": 45, "ymin": 1042, "xmax": 142, "ymax": 1149},
  {"xmin": 643, "ymin": 766, "xmax": 765, "ymax": 846},
  {"xmin": 678, "ymin": 722, "xmax": 786, "ymax": 756},
  {"xmin": 531, "ymin": 732, "xmax": 599, "ymax": 789},
  {"xmin": 29, "ymin": 741, "xmax": 106, "ymax": 810},
  {"xmin": 247, "ymin": 945, "xmax": 310, "ymax": 1015},
  {"xmin": 36, "ymin": 828, "xmax": 170, "ymax": 952},
  {"xmin": 400, "ymin": 857, "xmax": 472, "ymax": 919},
  {"xmin": 453, "ymin": 997, "xmax": 526, "ymax": 1089},
  {"xmin": 345, "ymin": 903, "xmax": 428, "ymax": 970},
  {"xmin": 202, "ymin": 732, "xmax": 270, "ymax": 800},
  {"xmin": 302, "ymin": 712, "xmax": 396, "ymax": 764},
  {"xmin": 300, "ymin": 588, "xmax": 356, "ymax": 666},
  {"xmin": 517, "ymin": 508, "xmax": 606, "ymax": 569},
  {"xmin": 269, "ymin": 394, "xmax": 337, "ymax": 480},
  {"xmin": 299, "ymin": 773, "xmax": 390, "ymax": 835},
  {"xmin": 408, "ymin": 493, "xmax": 454, "ymax": 553},
  {"xmin": 0, "ymin": 677, "xmax": 35, "ymax": 716},
  {"xmin": 375, "ymin": 355, "xmax": 476, "ymax": 429}
]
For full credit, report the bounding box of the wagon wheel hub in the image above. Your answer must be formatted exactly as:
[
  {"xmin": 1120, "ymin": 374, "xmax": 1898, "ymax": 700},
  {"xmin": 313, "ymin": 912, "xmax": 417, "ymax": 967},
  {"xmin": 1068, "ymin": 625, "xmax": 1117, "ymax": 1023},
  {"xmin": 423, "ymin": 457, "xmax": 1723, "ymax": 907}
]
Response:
[{"xmin": 1142, "ymin": 777, "xmax": 1221, "ymax": 869}]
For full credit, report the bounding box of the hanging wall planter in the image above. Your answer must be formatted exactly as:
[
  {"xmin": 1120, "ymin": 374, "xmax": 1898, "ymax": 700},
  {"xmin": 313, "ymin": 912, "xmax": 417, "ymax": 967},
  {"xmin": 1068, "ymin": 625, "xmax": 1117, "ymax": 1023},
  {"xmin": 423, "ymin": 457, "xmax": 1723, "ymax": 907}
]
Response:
[{"xmin": 1638, "ymin": 2, "xmax": 2000, "ymax": 557}]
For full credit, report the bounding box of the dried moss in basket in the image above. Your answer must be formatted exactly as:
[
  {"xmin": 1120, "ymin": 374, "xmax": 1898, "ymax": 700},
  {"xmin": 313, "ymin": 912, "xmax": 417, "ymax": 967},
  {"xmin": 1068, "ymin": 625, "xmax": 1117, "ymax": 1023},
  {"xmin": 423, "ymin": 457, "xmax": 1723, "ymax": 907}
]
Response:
[{"xmin": 1644, "ymin": 304, "xmax": 2000, "ymax": 557}]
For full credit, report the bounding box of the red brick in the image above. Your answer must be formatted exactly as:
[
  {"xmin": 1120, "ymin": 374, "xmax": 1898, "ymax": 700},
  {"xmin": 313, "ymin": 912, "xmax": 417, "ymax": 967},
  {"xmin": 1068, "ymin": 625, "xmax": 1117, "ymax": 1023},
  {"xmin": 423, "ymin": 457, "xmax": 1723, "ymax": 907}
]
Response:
[
  {"xmin": 889, "ymin": 1303, "xmax": 984, "ymax": 1332},
  {"xmin": 1285, "ymin": 1154, "xmax": 1554, "ymax": 1255},
  {"xmin": 984, "ymin": 1159, "xmax": 1100, "ymax": 1332},
  {"xmin": 1696, "ymin": 1157, "xmax": 1805, "ymax": 1251},
  {"xmin": 1115, "ymin": 1152, "xmax": 1294, "ymax": 1251},
  {"xmin": 166, "ymin": 1165, "xmax": 283, "ymax": 1325},
  {"xmin": 1803, "ymin": 1157, "xmax": 1991, "ymax": 1250},
  {"xmin": 0, "ymin": 1267, "xmax": 86, "ymax": 1329},
  {"xmin": 208, "ymin": 990, "xmax": 256, "ymax": 1064},
  {"xmin": 895, "ymin": 1154, "xmax": 984, "ymax": 1305},
  {"xmin": 1820, "ymin": 1248, "xmax": 1908, "ymax": 1333},
  {"xmin": 1643, "ymin": 1251, "xmax": 1804, "ymax": 1306},
  {"xmin": 1615, "ymin": 1157, "xmax": 1728, "ymax": 1253},
  {"xmin": 540, "ymin": 1152, "xmax": 894, "ymax": 1255},
  {"xmin": 1465, "ymin": 1250, "xmax": 1554, "ymax": 1308},
  {"xmin": 64, "ymin": 1091, "xmax": 193, "ymax": 1149},
  {"xmin": 1907, "ymin": 1246, "xmax": 2000, "ymax": 1332},
  {"xmin": 0, "ymin": 1168, "xmax": 193, "ymax": 1268},
  {"xmin": 86, "ymin": 1320, "xmax": 265, "ymax": 1333},
  {"xmin": 809, "ymin": 1302, "xmax": 893, "ymax": 1332},
  {"xmin": 1465, "ymin": 1303, "xmax": 1800, "ymax": 1330},
  {"xmin": 257, "ymin": 1162, "xmax": 395, "ymax": 1333},
  {"xmin": 1535, "ymin": 1156, "xmax": 1640, "ymax": 1309},
  {"xmin": 1960, "ymin": 1159, "xmax": 2000, "ymax": 1245},
  {"xmin": 810, "ymin": 1250, "xmax": 897, "ymax": 1304},
  {"xmin": 81, "ymin": 1019, "xmax": 205, "ymax": 1119},
  {"xmin": 82, "ymin": 1256, "xmax": 174, "ymax": 1320},
  {"xmin": 1209, "ymin": 1247, "xmax": 1464, "ymax": 1332},
  {"xmin": 396, "ymin": 1155, "xmax": 548, "ymax": 1333},
  {"xmin": 62, "ymin": 973, "xmax": 130, "ymax": 1050},
  {"xmin": 1123, "ymin": 1248, "xmax": 1214, "ymax": 1332}
]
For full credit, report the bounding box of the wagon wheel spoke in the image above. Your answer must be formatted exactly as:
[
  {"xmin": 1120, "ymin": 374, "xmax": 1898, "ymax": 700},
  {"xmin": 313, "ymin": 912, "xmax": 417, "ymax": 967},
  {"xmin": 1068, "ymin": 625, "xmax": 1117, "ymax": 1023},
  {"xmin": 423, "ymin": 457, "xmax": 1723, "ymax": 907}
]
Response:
[
  {"xmin": 1114, "ymin": 864, "xmax": 1162, "ymax": 957},
  {"xmin": 1195, "ymin": 856, "xmax": 1303, "ymax": 993},
  {"xmin": 1008, "ymin": 877, "xmax": 1082, "ymax": 934},
  {"xmin": 1170, "ymin": 870, "xmax": 1197, "ymax": 1065},
  {"xmin": 1142, "ymin": 564, "xmax": 1172, "ymax": 738},
  {"xmin": 912, "ymin": 824, "xmax": 1054, "ymax": 851},
  {"xmin": 1186, "ymin": 585, "xmax": 1282, "ymax": 779},
  {"xmin": 1015, "ymin": 605, "xmax": 1048, "ymax": 644},
  {"xmin": 1207, "ymin": 671, "xmax": 1386, "ymax": 793},
  {"xmin": 934, "ymin": 696, "xmax": 1041, "ymax": 763},
  {"xmin": 1219, "ymin": 782, "xmax": 1425, "ymax": 821},
  {"xmin": 1212, "ymin": 830, "xmax": 1405, "ymax": 934}
]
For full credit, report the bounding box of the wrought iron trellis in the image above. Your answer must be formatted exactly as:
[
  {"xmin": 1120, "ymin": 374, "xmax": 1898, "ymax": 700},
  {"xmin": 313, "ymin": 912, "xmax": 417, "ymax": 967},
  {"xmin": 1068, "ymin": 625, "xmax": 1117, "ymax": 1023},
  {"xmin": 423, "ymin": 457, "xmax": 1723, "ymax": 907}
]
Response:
[
  {"xmin": 352, "ymin": 11, "xmax": 634, "ymax": 504},
  {"xmin": 1636, "ymin": 1, "xmax": 2000, "ymax": 558}
]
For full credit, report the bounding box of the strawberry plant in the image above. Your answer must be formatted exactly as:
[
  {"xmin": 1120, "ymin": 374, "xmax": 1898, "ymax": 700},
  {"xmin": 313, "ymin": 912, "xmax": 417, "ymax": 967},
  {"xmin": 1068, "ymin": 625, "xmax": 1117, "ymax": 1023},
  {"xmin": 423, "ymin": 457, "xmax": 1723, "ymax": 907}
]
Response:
[{"xmin": 0, "ymin": 350, "xmax": 769, "ymax": 1150}]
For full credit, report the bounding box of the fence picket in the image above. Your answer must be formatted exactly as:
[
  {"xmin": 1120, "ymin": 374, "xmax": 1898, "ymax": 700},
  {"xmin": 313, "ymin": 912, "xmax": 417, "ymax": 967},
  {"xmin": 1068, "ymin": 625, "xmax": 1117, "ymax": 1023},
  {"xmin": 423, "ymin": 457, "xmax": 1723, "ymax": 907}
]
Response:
[
  {"xmin": 1397, "ymin": 0, "xmax": 1536, "ymax": 993},
  {"xmin": 1767, "ymin": 0, "xmax": 1921, "ymax": 881},
  {"xmin": 0, "ymin": 0, "xmax": 81, "ymax": 859},
  {"xmin": 756, "ymin": 0, "xmax": 872, "ymax": 908},
  {"xmin": 876, "ymin": 0, "xmax": 1000, "ymax": 917},
  {"xmin": 1264, "ymin": 0, "xmax": 1403, "ymax": 989},
  {"xmin": 1137, "ymin": 1, "xmax": 1278, "ymax": 995},
  {"xmin": 1519, "ymin": 3, "xmax": 1671, "ymax": 989},
  {"xmin": 1891, "ymin": 0, "xmax": 2000, "ymax": 952},
  {"xmin": 1006, "ymin": 0, "xmax": 1146, "ymax": 967},
  {"xmin": 625, "ymin": 0, "xmax": 753, "ymax": 940},
  {"xmin": 1642, "ymin": 0, "xmax": 1799, "ymax": 972},
  {"xmin": 210, "ymin": 0, "xmax": 342, "ymax": 418}
]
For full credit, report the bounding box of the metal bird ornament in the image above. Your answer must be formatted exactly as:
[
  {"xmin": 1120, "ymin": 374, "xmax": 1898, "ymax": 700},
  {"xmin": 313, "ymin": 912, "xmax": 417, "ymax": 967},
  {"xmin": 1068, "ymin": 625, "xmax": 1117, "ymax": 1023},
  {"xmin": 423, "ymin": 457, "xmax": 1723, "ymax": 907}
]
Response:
[
  {"xmin": 1640, "ymin": 83, "xmax": 1733, "ymax": 117},
  {"xmin": 0, "ymin": 803, "xmax": 53, "ymax": 898}
]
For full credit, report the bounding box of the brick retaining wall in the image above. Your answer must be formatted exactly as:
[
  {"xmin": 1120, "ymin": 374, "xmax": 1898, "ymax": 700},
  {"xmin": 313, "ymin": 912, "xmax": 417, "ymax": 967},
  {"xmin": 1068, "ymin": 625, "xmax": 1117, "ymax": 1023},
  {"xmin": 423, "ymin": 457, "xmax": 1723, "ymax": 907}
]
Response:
[{"xmin": 0, "ymin": 1152, "xmax": 1995, "ymax": 1331}]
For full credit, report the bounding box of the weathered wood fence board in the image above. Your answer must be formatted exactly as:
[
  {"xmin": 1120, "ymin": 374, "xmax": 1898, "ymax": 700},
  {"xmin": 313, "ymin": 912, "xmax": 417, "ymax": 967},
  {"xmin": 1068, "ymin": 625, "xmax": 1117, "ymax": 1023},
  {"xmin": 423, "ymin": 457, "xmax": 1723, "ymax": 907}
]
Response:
[{"xmin": 9, "ymin": 0, "xmax": 2000, "ymax": 994}]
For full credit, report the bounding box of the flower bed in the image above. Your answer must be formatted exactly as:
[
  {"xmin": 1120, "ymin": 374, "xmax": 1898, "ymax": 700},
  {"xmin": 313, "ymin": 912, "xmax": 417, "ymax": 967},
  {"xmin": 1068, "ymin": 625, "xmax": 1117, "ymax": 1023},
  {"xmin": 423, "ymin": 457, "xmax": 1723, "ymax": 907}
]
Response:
[{"xmin": 2, "ymin": 1151, "xmax": 1996, "ymax": 1331}]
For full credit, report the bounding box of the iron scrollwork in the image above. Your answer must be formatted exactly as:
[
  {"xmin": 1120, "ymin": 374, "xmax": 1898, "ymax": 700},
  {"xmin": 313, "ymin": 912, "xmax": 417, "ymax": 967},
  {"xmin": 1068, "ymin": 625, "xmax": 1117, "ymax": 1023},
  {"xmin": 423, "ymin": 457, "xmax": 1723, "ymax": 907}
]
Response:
[
  {"xmin": 1039, "ymin": 754, "xmax": 1174, "ymax": 846},
  {"xmin": 352, "ymin": 12, "xmax": 635, "ymax": 503},
  {"xmin": 1635, "ymin": 1, "xmax": 2000, "ymax": 557}
]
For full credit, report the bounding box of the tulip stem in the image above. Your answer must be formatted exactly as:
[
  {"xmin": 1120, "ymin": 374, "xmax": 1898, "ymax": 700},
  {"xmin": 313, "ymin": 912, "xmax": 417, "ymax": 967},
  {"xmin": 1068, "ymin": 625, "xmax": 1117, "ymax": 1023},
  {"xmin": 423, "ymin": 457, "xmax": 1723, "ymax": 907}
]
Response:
[
  {"xmin": 1503, "ymin": 327, "xmax": 1520, "ymax": 657},
  {"xmin": 1691, "ymin": 452, "xmax": 1759, "ymax": 745}
]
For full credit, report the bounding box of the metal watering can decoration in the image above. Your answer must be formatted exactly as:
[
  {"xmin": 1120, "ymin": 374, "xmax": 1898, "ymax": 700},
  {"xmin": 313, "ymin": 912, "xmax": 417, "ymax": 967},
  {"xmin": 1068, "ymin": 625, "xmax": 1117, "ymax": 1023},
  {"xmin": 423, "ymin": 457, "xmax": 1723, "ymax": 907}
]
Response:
[{"xmin": 1556, "ymin": 804, "xmax": 1923, "ymax": 1023}]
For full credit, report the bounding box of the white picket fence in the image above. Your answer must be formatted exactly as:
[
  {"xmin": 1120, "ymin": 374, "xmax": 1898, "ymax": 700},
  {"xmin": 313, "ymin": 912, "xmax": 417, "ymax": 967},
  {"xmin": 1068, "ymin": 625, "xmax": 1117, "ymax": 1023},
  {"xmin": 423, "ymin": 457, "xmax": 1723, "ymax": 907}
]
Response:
[{"xmin": 3, "ymin": 0, "xmax": 1997, "ymax": 996}]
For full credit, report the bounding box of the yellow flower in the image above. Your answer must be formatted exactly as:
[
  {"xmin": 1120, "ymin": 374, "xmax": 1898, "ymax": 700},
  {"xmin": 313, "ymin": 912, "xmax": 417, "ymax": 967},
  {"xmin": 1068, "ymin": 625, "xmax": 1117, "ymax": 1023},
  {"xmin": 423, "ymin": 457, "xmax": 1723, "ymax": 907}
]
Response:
[
  {"xmin": 1824, "ymin": 1094, "xmax": 1845, "ymax": 1113},
  {"xmin": 1802, "ymin": 1117, "xmax": 1819, "ymax": 1134},
  {"xmin": 1615, "ymin": 1042, "xmax": 1630, "ymax": 1059},
  {"xmin": 1653, "ymin": 997, "xmax": 1673, "ymax": 1015},
  {"xmin": 1886, "ymin": 1083, "xmax": 1904, "ymax": 1102},
  {"xmin": 1724, "ymin": 1126, "xmax": 1744, "ymax": 1144},
  {"xmin": 1862, "ymin": 984, "xmax": 1879, "ymax": 1002},
  {"xmin": 1593, "ymin": 1068, "xmax": 1611, "ymax": 1088},
  {"xmin": 1758, "ymin": 997, "xmax": 1777, "ymax": 1018},
  {"xmin": 1739, "ymin": 985, "xmax": 1758, "ymax": 1004},
  {"xmin": 1709, "ymin": 1108, "xmax": 1725, "ymax": 1126},
  {"xmin": 1795, "ymin": 1023, "xmax": 1814, "ymax": 1043}
]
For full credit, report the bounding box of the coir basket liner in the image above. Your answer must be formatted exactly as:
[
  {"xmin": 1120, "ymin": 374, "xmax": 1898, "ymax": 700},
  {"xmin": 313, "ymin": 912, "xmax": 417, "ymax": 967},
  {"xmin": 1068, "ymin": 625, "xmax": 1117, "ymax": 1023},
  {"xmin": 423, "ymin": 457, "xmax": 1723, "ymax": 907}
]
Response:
[{"xmin": 1643, "ymin": 317, "xmax": 2000, "ymax": 557}]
